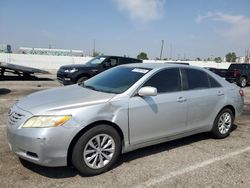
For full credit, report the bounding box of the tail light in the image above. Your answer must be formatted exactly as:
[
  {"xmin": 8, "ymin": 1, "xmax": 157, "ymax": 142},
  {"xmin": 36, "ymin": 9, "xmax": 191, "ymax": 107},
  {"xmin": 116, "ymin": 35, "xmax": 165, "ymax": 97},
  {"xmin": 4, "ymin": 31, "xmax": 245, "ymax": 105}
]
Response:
[
  {"xmin": 239, "ymin": 88, "xmax": 244, "ymax": 97},
  {"xmin": 233, "ymin": 69, "xmax": 240, "ymax": 77}
]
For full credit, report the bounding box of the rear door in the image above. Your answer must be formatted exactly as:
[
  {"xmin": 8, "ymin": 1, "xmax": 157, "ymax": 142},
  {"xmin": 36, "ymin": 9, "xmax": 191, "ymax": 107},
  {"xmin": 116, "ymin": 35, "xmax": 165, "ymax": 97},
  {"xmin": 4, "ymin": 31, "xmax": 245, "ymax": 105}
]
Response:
[
  {"xmin": 181, "ymin": 68, "xmax": 225, "ymax": 130},
  {"xmin": 129, "ymin": 68, "xmax": 188, "ymax": 145}
]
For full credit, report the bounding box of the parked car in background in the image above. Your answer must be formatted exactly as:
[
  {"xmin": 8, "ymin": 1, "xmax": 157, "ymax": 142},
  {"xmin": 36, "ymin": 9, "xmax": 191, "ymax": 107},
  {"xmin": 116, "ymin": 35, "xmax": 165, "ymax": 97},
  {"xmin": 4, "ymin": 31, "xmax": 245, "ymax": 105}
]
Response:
[
  {"xmin": 225, "ymin": 63, "xmax": 250, "ymax": 87},
  {"xmin": 57, "ymin": 55, "xmax": 142, "ymax": 85},
  {"xmin": 204, "ymin": 67, "xmax": 228, "ymax": 78},
  {"xmin": 7, "ymin": 64, "xmax": 244, "ymax": 175}
]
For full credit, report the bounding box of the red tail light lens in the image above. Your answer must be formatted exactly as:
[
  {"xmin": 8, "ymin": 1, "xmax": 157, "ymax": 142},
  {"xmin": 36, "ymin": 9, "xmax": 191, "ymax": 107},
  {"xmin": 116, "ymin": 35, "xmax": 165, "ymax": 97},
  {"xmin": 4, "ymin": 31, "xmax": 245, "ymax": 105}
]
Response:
[
  {"xmin": 233, "ymin": 69, "xmax": 240, "ymax": 77},
  {"xmin": 239, "ymin": 88, "xmax": 244, "ymax": 97}
]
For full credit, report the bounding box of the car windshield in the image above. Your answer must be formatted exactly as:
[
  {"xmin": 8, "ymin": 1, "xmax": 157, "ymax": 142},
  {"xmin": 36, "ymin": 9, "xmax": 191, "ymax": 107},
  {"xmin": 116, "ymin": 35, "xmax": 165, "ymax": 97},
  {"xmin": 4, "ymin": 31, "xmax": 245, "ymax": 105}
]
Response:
[
  {"xmin": 85, "ymin": 56, "xmax": 106, "ymax": 67},
  {"xmin": 81, "ymin": 66, "xmax": 151, "ymax": 94}
]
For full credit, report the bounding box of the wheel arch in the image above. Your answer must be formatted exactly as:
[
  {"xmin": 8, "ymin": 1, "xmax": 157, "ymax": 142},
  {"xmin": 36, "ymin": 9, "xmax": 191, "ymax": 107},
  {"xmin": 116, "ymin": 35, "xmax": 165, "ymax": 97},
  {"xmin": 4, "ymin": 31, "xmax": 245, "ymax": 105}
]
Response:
[
  {"xmin": 218, "ymin": 105, "xmax": 235, "ymax": 118},
  {"xmin": 75, "ymin": 73, "xmax": 90, "ymax": 82},
  {"xmin": 67, "ymin": 120, "xmax": 124, "ymax": 166},
  {"xmin": 241, "ymin": 75, "xmax": 248, "ymax": 81}
]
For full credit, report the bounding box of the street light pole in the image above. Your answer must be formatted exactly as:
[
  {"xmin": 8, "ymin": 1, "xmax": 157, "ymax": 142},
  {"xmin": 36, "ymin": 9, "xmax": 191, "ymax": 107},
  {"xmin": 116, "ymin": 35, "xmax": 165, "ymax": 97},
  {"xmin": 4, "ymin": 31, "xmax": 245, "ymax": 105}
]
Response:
[
  {"xmin": 160, "ymin": 40, "xmax": 164, "ymax": 60},
  {"xmin": 93, "ymin": 39, "xmax": 95, "ymax": 57}
]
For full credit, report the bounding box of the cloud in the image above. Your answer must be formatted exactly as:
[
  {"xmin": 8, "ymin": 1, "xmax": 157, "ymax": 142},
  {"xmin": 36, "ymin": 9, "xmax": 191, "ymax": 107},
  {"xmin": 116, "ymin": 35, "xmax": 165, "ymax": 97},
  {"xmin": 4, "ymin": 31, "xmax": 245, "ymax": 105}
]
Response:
[
  {"xmin": 195, "ymin": 12, "xmax": 250, "ymax": 43},
  {"xmin": 114, "ymin": 0, "xmax": 165, "ymax": 24}
]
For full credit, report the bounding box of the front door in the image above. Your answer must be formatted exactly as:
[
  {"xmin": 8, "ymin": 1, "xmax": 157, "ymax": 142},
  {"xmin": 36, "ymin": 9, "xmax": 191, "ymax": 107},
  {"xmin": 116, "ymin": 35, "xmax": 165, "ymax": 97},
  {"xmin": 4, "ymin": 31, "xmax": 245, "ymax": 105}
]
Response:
[{"xmin": 128, "ymin": 68, "xmax": 188, "ymax": 145}]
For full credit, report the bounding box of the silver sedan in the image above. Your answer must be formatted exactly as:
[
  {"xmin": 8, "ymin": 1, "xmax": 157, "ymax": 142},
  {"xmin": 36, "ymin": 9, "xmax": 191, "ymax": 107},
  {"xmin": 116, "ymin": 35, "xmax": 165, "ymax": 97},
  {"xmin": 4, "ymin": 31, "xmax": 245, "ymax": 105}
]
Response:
[{"xmin": 7, "ymin": 63, "xmax": 244, "ymax": 175}]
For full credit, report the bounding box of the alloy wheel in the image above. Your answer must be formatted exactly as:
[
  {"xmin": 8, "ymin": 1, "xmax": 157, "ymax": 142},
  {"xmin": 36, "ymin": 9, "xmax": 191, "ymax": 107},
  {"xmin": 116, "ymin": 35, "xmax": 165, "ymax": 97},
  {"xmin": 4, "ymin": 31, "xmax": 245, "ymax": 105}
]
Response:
[
  {"xmin": 241, "ymin": 78, "xmax": 247, "ymax": 87},
  {"xmin": 218, "ymin": 112, "xmax": 232, "ymax": 135},
  {"xmin": 83, "ymin": 134, "xmax": 115, "ymax": 169}
]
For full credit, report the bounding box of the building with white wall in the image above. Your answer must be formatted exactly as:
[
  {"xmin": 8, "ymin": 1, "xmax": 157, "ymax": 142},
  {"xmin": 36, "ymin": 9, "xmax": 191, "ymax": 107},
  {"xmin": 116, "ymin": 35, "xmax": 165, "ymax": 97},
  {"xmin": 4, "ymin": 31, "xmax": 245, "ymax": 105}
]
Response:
[{"xmin": 19, "ymin": 47, "xmax": 84, "ymax": 57}]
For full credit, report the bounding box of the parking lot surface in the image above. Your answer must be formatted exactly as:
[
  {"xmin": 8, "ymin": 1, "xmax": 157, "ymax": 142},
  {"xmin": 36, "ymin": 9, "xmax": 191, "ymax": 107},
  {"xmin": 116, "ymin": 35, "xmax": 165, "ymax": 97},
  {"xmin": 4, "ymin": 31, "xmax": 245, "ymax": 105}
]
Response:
[{"xmin": 1, "ymin": 74, "xmax": 250, "ymax": 188}]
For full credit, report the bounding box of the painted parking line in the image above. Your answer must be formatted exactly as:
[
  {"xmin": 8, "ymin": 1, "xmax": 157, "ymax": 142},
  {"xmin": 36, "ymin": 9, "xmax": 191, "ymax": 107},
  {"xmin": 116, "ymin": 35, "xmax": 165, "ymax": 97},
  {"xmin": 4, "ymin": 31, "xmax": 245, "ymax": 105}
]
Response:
[{"xmin": 134, "ymin": 146, "xmax": 250, "ymax": 188}]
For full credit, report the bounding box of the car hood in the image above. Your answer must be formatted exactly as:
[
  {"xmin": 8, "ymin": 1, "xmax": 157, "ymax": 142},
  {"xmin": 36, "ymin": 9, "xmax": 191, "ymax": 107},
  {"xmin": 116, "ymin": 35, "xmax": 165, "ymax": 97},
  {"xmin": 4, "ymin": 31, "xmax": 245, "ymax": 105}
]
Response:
[
  {"xmin": 16, "ymin": 85, "xmax": 116, "ymax": 114},
  {"xmin": 60, "ymin": 64, "xmax": 94, "ymax": 69}
]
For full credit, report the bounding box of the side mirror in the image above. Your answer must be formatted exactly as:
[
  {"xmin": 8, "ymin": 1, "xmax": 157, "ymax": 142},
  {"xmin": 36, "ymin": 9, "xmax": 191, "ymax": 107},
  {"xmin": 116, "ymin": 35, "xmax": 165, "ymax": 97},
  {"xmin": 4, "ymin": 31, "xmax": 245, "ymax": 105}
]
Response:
[{"xmin": 138, "ymin": 86, "xmax": 157, "ymax": 97}]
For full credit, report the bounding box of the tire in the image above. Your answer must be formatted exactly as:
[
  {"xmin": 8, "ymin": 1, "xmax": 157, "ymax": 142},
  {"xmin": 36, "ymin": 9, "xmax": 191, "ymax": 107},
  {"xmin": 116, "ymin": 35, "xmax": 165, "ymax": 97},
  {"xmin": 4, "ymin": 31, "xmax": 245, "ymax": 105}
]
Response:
[
  {"xmin": 72, "ymin": 125, "xmax": 121, "ymax": 176},
  {"xmin": 77, "ymin": 76, "xmax": 88, "ymax": 84},
  {"xmin": 211, "ymin": 108, "xmax": 234, "ymax": 139},
  {"xmin": 238, "ymin": 77, "xmax": 247, "ymax": 88}
]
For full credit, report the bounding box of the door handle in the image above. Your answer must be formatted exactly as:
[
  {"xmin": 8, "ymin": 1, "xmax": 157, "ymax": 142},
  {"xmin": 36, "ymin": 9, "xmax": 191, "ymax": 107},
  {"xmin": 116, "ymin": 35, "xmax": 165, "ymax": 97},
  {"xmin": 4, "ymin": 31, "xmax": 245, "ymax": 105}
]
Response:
[
  {"xmin": 177, "ymin": 97, "xmax": 187, "ymax": 103},
  {"xmin": 217, "ymin": 91, "xmax": 224, "ymax": 96}
]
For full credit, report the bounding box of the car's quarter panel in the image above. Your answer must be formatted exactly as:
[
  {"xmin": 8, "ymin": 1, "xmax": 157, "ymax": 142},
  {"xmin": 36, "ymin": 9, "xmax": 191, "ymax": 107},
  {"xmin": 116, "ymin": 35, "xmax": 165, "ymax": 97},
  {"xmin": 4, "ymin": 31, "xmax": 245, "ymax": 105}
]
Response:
[
  {"xmin": 128, "ymin": 92, "xmax": 187, "ymax": 145},
  {"xmin": 223, "ymin": 85, "xmax": 244, "ymax": 117}
]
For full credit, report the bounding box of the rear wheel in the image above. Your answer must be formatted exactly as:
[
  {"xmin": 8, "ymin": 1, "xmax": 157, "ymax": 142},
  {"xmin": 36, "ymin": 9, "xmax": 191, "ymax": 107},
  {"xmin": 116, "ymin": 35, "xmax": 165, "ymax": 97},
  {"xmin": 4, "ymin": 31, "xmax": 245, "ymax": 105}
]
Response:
[
  {"xmin": 238, "ymin": 77, "xmax": 247, "ymax": 88},
  {"xmin": 211, "ymin": 108, "xmax": 234, "ymax": 139},
  {"xmin": 72, "ymin": 125, "xmax": 121, "ymax": 176}
]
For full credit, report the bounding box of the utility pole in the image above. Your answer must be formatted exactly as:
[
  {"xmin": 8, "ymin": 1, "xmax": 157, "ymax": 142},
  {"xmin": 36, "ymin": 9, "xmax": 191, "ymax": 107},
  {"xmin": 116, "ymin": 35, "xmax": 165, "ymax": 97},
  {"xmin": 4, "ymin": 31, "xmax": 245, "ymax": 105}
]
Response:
[
  {"xmin": 160, "ymin": 40, "xmax": 164, "ymax": 60},
  {"xmin": 93, "ymin": 39, "xmax": 95, "ymax": 56}
]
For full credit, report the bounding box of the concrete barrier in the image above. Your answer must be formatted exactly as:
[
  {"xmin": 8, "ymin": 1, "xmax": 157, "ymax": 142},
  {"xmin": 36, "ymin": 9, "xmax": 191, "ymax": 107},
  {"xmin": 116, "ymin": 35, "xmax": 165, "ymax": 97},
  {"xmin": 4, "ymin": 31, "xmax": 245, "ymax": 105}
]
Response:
[
  {"xmin": 0, "ymin": 53, "xmax": 231, "ymax": 71},
  {"xmin": 0, "ymin": 53, "xmax": 92, "ymax": 71}
]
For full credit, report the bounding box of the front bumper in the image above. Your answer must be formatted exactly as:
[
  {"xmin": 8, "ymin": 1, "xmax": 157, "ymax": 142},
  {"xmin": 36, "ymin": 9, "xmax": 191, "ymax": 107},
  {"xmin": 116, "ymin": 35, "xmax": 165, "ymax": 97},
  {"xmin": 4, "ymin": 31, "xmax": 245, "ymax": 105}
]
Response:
[
  {"xmin": 57, "ymin": 71, "xmax": 75, "ymax": 85},
  {"xmin": 7, "ymin": 106, "xmax": 82, "ymax": 167}
]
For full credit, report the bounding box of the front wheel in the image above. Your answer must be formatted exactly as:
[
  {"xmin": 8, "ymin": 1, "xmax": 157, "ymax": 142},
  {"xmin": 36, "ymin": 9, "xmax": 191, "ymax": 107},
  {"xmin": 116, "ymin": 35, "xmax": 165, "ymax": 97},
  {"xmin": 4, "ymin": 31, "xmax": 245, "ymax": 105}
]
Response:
[
  {"xmin": 72, "ymin": 125, "xmax": 121, "ymax": 176},
  {"xmin": 77, "ymin": 76, "xmax": 88, "ymax": 84},
  {"xmin": 211, "ymin": 108, "xmax": 234, "ymax": 139}
]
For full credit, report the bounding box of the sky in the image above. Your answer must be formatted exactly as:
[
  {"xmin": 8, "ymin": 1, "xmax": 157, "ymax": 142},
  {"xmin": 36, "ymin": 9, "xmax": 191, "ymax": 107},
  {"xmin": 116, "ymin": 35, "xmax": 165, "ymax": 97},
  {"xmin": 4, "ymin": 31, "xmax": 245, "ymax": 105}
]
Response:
[{"xmin": 0, "ymin": 0, "xmax": 250, "ymax": 59}]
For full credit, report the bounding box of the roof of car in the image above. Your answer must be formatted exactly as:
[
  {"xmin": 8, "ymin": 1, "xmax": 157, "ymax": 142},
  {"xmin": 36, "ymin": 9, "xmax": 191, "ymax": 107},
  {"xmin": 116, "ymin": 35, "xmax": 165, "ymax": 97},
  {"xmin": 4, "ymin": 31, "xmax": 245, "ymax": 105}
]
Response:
[
  {"xmin": 98, "ymin": 55, "xmax": 141, "ymax": 60},
  {"xmin": 122, "ymin": 63, "xmax": 198, "ymax": 70}
]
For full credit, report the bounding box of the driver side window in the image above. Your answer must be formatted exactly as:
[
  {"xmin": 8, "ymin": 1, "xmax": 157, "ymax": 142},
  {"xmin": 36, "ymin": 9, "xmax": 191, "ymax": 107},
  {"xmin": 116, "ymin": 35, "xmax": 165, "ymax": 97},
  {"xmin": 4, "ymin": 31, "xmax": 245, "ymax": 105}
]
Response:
[
  {"xmin": 143, "ymin": 68, "xmax": 181, "ymax": 93},
  {"xmin": 109, "ymin": 58, "xmax": 118, "ymax": 67}
]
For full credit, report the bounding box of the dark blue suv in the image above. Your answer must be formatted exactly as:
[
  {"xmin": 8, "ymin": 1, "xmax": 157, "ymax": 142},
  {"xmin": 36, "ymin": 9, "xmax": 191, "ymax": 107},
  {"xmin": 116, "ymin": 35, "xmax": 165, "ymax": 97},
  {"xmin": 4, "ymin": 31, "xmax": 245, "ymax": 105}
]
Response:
[{"xmin": 57, "ymin": 55, "xmax": 142, "ymax": 85}]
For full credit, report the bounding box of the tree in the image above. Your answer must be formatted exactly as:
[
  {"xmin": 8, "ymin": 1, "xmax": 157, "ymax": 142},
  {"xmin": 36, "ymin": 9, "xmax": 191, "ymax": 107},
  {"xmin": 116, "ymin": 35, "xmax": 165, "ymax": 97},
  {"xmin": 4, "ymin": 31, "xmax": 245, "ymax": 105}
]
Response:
[
  {"xmin": 195, "ymin": 57, "xmax": 201, "ymax": 61},
  {"xmin": 214, "ymin": 57, "xmax": 222, "ymax": 63},
  {"xmin": 93, "ymin": 51, "xmax": 100, "ymax": 57},
  {"xmin": 137, "ymin": 52, "xmax": 148, "ymax": 60},
  {"xmin": 225, "ymin": 52, "xmax": 237, "ymax": 62}
]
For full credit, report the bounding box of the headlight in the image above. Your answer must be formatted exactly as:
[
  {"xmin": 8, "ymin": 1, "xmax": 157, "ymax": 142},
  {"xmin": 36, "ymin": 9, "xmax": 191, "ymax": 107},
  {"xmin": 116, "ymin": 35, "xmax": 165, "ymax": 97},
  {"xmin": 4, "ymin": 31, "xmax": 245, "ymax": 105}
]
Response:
[
  {"xmin": 64, "ymin": 68, "xmax": 78, "ymax": 73},
  {"xmin": 22, "ymin": 115, "xmax": 71, "ymax": 128}
]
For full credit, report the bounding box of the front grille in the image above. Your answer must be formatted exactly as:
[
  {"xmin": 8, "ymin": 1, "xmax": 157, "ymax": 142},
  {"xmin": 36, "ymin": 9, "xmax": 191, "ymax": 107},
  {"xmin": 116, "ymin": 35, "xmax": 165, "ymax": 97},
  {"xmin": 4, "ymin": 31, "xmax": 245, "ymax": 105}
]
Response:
[
  {"xmin": 8, "ymin": 112, "xmax": 25, "ymax": 126},
  {"xmin": 57, "ymin": 72, "xmax": 65, "ymax": 83}
]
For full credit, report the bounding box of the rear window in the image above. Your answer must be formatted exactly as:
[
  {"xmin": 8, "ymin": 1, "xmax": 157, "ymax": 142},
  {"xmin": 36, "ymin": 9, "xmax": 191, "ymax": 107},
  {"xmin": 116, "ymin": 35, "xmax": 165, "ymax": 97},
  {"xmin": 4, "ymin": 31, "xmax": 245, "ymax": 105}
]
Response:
[
  {"xmin": 208, "ymin": 75, "xmax": 221, "ymax": 88},
  {"xmin": 120, "ymin": 58, "xmax": 142, "ymax": 64},
  {"xmin": 228, "ymin": 64, "xmax": 245, "ymax": 70}
]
